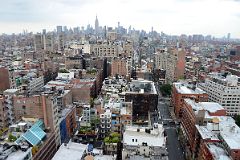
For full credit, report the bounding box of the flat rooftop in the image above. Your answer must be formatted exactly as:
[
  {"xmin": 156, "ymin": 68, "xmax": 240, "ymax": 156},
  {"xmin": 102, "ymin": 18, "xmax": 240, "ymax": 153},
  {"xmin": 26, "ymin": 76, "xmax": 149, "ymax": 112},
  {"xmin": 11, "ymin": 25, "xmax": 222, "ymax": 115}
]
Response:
[
  {"xmin": 52, "ymin": 142, "xmax": 87, "ymax": 160},
  {"xmin": 184, "ymin": 99, "xmax": 225, "ymax": 114},
  {"xmin": 127, "ymin": 79, "xmax": 157, "ymax": 94},
  {"xmin": 174, "ymin": 82, "xmax": 206, "ymax": 94},
  {"xmin": 6, "ymin": 148, "xmax": 32, "ymax": 160},
  {"xmin": 219, "ymin": 118, "xmax": 240, "ymax": 150},
  {"xmin": 123, "ymin": 124, "xmax": 165, "ymax": 147},
  {"xmin": 207, "ymin": 143, "xmax": 231, "ymax": 160},
  {"xmin": 196, "ymin": 116, "xmax": 240, "ymax": 150}
]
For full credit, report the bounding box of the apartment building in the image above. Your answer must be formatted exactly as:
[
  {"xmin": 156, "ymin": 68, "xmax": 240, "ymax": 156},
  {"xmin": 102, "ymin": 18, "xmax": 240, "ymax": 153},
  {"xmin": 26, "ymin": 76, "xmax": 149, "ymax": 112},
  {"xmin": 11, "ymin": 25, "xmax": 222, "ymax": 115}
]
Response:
[
  {"xmin": 90, "ymin": 42, "xmax": 121, "ymax": 58},
  {"xmin": 111, "ymin": 57, "xmax": 129, "ymax": 78},
  {"xmin": 194, "ymin": 116, "xmax": 240, "ymax": 160},
  {"xmin": 65, "ymin": 56, "xmax": 84, "ymax": 69},
  {"xmin": 180, "ymin": 99, "xmax": 227, "ymax": 157},
  {"xmin": 124, "ymin": 79, "xmax": 158, "ymax": 123},
  {"xmin": 198, "ymin": 73, "xmax": 240, "ymax": 115},
  {"xmin": 99, "ymin": 109, "xmax": 112, "ymax": 138},
  {"xmin": 165, "ymin": 48, "xmax": 186, "ymax": 83},
  {"xmin": 154, "ymin": 49, "xmax": 168, "ymax": 70},
  {"xmin": 172, "ymin": 82, "xmax": 208, "ymax": 118}
]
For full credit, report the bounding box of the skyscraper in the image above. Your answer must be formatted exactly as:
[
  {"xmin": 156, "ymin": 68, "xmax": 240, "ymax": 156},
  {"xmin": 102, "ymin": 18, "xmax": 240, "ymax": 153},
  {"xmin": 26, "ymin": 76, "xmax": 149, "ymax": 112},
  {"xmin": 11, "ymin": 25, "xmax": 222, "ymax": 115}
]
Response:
[
  {"xmin": 56, "ymin": 26, "xmax": 63, "ymax": 34},
  {"xmin": 95, "ymin": 16, "xmax": 99, "ymax": 35},
  {"xmin": 227, "ymin": 33, "xmax": 231, "ymax": 40}
]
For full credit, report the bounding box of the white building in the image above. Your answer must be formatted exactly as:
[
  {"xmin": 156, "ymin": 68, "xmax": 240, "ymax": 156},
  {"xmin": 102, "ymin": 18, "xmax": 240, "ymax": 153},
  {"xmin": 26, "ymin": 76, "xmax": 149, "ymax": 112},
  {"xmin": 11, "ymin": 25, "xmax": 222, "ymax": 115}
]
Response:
[
  {"xmin": 99, "ymin": 109, "xmax": 112, "ymax": 138},
  {"xmin": 56, "ymin": 72, "xmax": 75, "ymax": 81},
  {"xmin": 122, "ymin": 123, "xmax": 168, "ymax": 160},
  {"xmin": 52, "ymin": 141, "xmax": 87, "ymax": 160},
  {"xmin": 82, "ymin": 105, "xmax": 91, "ymax": 125},
  {"xmin": 198, "ymin": 73, "xmax": 240, "ymax": 115}
]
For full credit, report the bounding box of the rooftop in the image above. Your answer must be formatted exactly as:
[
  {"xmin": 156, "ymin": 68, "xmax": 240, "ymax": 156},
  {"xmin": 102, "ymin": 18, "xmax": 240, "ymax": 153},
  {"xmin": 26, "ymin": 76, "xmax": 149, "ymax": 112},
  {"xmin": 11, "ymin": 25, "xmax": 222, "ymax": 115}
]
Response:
[
  {"xmin": 174, "ymin": 82, "xmax": 206, "ymax": 94},
  {"xmin": 127, "ymin": 79, "xmax": 157, "ymax": 94},
  {"xmin": 207, "ymin": 72, "xmax": 240, "ymax": 87},
  {"xmin": 184, "ymin": 99, "xmax": 225, "ymax": 114},
  {"xmin": 0, "ymin": 145, "xmax": 32, "ymax": 160},
  {"xmin": 196, "ymin": 116, "xmax": 240, "ymax": 150},
  {"xmin": 207, "ymin": 143, "xmax": 231, "ymax": 160},
  {"xmin": 52, "ymin": 141, "xmax": 87, "ymax": 160},
  {"xmin": 123, "ymin": 124, "xmax": 165, "ymax": 147}
]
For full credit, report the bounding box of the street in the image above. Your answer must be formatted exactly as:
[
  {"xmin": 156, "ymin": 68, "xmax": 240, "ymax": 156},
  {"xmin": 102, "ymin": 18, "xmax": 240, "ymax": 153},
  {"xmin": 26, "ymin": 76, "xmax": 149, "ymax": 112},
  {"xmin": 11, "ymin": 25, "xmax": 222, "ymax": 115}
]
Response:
[{"xmin": 156, "ymin": 84, "xmax": 185, "ymax": 160}]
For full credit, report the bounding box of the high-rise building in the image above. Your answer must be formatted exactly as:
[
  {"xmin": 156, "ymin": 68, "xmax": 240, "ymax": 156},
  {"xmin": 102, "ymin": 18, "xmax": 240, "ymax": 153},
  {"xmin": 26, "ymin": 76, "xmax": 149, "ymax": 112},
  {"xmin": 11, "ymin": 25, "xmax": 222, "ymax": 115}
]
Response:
[
  {"xmin": 154, "ymin": 49, "xmax": 167, "ymax": 70},
  {"xmin": 165, "ymin": 48, "xmax": 186, "ymax": 83},
  {"xmin": 57, "ymin": 26, "xmax": 63, "ymax": 34},
  {"xmin": 34, "ymin": 33, "xmax": 43, "ymax": 51},
  {"xmin": 58, "ymin": 34, "xmax": 65, "ymax": 51},
  {"xmin": 0, "ymin": 66, "xmax": 11, "ymax": 92},
  {"xmin": 198, "ymin": 73, "xmax": 240, "ymax": 115},
  {"xmin": 124, "ymin": 80, "xmax": 158, "ymax": 123},
  {"xmin": 95, "ymin": 16, "xmax": 99, "ymax": 35},
  {"xmin": 227, "ymin": 33, "xmax": 231, "ymax": 40},
  {"xmin": 43, "ymin": 33, "xmax": 54, "ymax": 51}
]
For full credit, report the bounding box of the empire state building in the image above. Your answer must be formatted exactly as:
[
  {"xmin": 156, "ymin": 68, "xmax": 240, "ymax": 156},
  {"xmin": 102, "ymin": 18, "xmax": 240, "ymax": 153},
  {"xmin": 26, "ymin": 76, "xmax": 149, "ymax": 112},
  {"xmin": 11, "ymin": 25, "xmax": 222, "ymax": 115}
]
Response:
[{"xmin": 95, "ymin": 16, "xmax": 99, "ymax": 35}]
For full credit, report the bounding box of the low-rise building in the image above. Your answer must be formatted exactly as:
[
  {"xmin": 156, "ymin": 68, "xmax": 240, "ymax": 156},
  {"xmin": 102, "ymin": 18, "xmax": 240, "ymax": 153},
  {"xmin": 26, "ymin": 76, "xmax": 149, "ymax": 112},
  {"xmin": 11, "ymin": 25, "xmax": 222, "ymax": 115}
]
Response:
[
  {"xmin": 52, "ymin": 141, "xmax": 87, "ymax": 160},
  {"xmin": 122, "ymin": 123, "xmax": 168, "ymax": 160}
]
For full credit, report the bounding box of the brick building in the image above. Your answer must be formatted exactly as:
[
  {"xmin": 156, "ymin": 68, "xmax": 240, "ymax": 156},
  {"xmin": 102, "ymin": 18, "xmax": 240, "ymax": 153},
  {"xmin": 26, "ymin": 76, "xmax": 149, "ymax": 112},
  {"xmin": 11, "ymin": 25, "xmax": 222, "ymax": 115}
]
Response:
[
  {"xmin": 172, "ymin": 82, "xmax": 208, "ymax": 118},
  {"xmin": 70, "ymin": 79, "xmax": 96, "ymax": 103},
  {"xmin": 0, "ymin": 66, "xmax": 10, "ymax": 92},
  {"xmin": 180, "ymin": 99, "xmax": 227, "ymax": 157},
  {"xmin": 111, "ymin": 58, "xmax": 129, "ymax": 78},
  {"xmin": 124, "ymin": 80, "xmax": 158, "ymax": 123}
]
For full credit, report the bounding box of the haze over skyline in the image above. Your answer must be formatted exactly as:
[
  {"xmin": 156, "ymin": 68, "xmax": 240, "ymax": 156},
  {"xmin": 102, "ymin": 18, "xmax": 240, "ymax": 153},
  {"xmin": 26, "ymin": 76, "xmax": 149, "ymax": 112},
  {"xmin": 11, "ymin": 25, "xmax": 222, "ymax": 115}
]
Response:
[{"xmin": 0, "ymin": 0, "xmax": 240, "ymax": 38}]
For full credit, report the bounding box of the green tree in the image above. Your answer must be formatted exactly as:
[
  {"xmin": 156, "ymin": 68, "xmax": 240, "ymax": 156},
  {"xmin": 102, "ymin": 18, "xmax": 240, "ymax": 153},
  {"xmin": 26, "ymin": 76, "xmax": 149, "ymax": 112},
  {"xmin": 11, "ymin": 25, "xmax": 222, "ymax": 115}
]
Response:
[
  {"xmin": 8, "ymin": 134, "xmax": 17, "ymax": 142},
  {"xmin": 89, "ymin": 98, "xmax": 94, "ymax": 108},
  {"xmin": 234, "ymin": 115, "xmax": 240, "ymax": 127},
  {"xmin": 160, "ymin": 84, "xmax": 172, "ymax": 96}
]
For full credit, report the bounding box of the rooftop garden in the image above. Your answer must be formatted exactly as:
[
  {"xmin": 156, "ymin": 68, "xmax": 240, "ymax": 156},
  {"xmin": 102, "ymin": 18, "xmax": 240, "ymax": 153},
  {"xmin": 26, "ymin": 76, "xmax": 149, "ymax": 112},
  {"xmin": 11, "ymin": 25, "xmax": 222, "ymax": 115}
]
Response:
[
  {"xmin": 86, "ymin": 68, "xmax": 97, "ymax": 75},
  {"xmin": 79, "ymin": 126, "xmax": 95, "ymax": 135},
  {"xmin": 59, "ymin": 69, "xmax": 70, "ymax": 73},
  {"xmin": 104, "ymin": 132, "xmax": 120, "ymax": 144}
]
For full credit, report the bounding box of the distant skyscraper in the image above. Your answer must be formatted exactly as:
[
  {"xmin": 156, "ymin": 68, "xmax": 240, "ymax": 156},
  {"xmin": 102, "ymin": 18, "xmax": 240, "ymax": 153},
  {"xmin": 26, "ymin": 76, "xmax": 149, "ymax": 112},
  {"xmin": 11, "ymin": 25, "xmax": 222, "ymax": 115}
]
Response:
[
  {"xmin": 95, "ymin": 16, "xmax": 99, "ymax": 35},
  {"xmin": 42, "ymin": 29, "xmax": 46, "ymax": 35},
  {"xmin": 56, "ymin": 26, "xmax": 62, "ymax": 34},
  {"xmin": 34, "ymin": 34, "xmax": 43, "ymax": 51},
  {"xmin": 63, "ymin": 26, "xmax": 68, "ymax": 33},
  {"xmin": 227, "ymin": 33, "xmax": 231, "ymax": 40}
]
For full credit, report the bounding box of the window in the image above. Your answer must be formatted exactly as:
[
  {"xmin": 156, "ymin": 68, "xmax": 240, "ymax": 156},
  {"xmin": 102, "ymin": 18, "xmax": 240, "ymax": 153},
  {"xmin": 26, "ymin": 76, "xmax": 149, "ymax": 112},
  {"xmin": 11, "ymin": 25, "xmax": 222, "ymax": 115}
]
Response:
[{"xmin": 132, "ymin": 139, "xmax": 134, "ymax": 142}]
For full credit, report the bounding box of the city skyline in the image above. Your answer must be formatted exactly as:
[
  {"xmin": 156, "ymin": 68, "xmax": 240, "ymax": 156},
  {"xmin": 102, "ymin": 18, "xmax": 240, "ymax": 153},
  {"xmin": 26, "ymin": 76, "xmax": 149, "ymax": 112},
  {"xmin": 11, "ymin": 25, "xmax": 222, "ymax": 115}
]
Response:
[{"xmin": 0, "ymin": 0, "xmax": 240, "ymax": 38}]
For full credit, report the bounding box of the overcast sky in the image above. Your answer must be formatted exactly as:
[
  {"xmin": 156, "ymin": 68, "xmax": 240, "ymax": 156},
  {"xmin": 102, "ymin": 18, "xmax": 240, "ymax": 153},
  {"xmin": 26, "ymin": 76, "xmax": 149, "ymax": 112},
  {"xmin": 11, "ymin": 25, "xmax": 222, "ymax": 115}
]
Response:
[{"xmin": 0, "ymin": 0, "xmax": 239, "ymax": 38}]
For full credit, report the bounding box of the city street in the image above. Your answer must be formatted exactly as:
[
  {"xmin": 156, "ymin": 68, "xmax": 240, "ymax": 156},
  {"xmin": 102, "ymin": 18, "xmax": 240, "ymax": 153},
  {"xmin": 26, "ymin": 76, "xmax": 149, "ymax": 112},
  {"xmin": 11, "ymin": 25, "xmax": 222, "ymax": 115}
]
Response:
[{"xmin": 156, "ymin": 84, "xmax": 185, "ymax": 160}]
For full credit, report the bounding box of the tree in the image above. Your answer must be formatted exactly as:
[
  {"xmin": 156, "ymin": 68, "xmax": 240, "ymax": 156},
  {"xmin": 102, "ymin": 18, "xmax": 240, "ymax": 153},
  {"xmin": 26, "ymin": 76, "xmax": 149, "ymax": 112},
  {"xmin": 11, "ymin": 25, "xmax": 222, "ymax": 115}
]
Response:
[
  {"xmin": 234, "ymin": 115, "xmax": 240, "ymax": 127},
  {"xmin": 8, "ymin": 133, "xmax": 17, "ymax": 142},
  {"xmin": 160, "ymin": 84, "xmax": 172, "ymax": 96},
  {"xmin": 32, "ymin": 146, "xmax": 39, "ymax": 156},
  {"xmin": 89, "ymin": 98, "xmax": 94, "ymax": 108}
]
